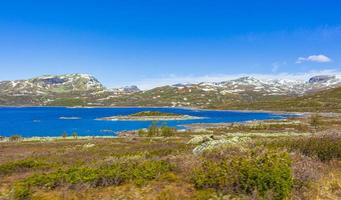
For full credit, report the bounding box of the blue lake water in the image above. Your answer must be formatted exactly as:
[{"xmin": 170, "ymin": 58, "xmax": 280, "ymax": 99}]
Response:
[{"xmin": 0, "ymin": 107, "xmax": 292, "ymax": 137}]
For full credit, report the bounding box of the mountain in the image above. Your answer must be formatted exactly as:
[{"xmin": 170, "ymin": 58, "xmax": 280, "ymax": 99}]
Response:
[
  {"xmin": 111, "ymin": 85, "xmax": 141, "ymax": 95},
  {"xmin": 0, "ymin": 74, "xmax": 105, "ymax": 95},
  {"xmin": 106, "ymin": 75, "xmax": 341, "ymax": 108},
  {"xmin": 0, "ymin": 74, "xmax": 140, "ymax": 106},
  {"xmin": 0, "ymin": 73, "xmax": 340, "ymax": 111}
]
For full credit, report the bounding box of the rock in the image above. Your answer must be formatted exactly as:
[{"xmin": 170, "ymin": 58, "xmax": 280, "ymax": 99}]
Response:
[
  {"xmin": 187, "ymin": 135, "xmax": 214, "ymax": 144},
  {"xmin": 83, "ymin": 143, "xmax": 95, "ymax": 148},
  {"xmin": 192, "ymin": 136, "xmax": 251, "ymax": 155}
]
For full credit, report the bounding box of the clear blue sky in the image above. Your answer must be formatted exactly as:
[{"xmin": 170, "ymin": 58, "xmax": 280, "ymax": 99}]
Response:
[{"xmin": 0, "ymin": 0, "xmax": 340, "ymax": 88}]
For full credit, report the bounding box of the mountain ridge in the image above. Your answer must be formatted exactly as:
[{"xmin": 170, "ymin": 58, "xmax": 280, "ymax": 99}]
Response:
[{"xmin": 0, "ymin": 73, "xmax": 340, "ymax": 110}]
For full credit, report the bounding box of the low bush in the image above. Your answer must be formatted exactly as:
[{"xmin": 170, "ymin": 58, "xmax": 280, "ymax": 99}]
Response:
[
  {"xmin": 0, "ymin": 159, "xmax": 47, "ymax": 176},
  {"xmin": 138, "ymin": 122, "xmax": 176, "ymax": 137},
  {"xmin": 9, "ymin": 135, "xmax": 22, "ymax": 142},
  {"xmin": 265, "ymin": 135, "xmax": 341, "ymax": 161},
  {"xmin": 13, "ymin": 160, "xmax": 172, "ymax": 200},
  {"xmin": 191, "ymin": 150, "xmax": 293, "ymax": 200}
]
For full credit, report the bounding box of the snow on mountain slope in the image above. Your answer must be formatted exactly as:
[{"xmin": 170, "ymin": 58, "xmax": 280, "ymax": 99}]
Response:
[
  {"xmin": 170, "ymin": 75, "xmax": 341, "ymax": 96},
  {"xmin": 0, "ymin": 74, "xmax": 106, "ymax": 95}
]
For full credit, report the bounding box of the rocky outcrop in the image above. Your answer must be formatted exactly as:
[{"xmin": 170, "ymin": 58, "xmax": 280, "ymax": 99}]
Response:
[{"xmin": 192, "ymin": 136, "xmax": 251, "ymax": 155}]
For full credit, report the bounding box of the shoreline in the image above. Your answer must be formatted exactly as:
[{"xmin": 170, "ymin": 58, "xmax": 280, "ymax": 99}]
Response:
[
  {"xmin": 0, "ymin": 135, "xmax": 117, "ymax": 142},
  {"xmin": 0, "ymin": 105, "xmax": 310, "ymax": 115}
]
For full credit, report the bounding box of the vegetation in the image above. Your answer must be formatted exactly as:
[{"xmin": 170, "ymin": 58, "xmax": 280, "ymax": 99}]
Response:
[
  {"xmin": 0, "ymin": 159, "xmax": 47, "ymax": 176},
  {"xmin": 46, "ymin": 98, "xmax": 87, "ymax": 107},
  {"xmin": 0, "ymin": 116, "xmax": 340, "ymax": 200},
  {"xmin": 214, "ymin": 87, "xmax": 341, "ymax": 112},
  {"xmin": 265, "ymin": 134, "xmax": 341, "ymax": 161},
  {"xmin": 192, "ymin": 149, "xmax": 293, "ymax": 200},
  {"xmin": 138, "ymin": 122, "xmax": 176, "ymax": 137},
  {"xmin": 72, "ymin": 132, "xmax": 78, "ymax": 139},
  {"xmin": 9, "ymin": 134, "xmax": 22, "ymax": 142},
  {"xmin": 309, "ymin": 113, "xmax": 322, "ymax": 131},
  {"xmin": 130, "ymin": 111, "xmax": 181, "ymax": 117},
  {"xmin": 13, "ymin": 160, "xmax": 171, "ymax": 199}
]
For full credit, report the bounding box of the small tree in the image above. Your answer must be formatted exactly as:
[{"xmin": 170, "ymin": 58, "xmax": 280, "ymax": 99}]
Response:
[
  {"xmin": 138, "ymin": 129, "xmax": 147, "ymax": 136},
  {"xmin": 148, "ymin": 121, "xmax": 159, "ymax": 137},
  {"xmin": 160, "ymin": 123, "xmax": 175, "ymax": 137},
  {"xmin": 9, "ymin": 134, "xmax": 22, "ymax": 142},
  {"xmin": 72, "ymin": 132, "xmax": 78, "ymax": 139},
  {"xmin": 62, "ymin": 132, "xmax": 67, "ymax": 139},
  {"xmin": 310, "ymin": 113, "xmax": 322, "ymax": 132}
]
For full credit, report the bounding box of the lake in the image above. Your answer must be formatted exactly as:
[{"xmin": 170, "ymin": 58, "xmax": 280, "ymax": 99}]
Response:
[{"xmin": 0, "ymin": 107, "xmax": 292, "ymax": 137}]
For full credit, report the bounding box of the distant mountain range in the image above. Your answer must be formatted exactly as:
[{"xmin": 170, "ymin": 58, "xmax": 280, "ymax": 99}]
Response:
[{"xmin": 0, "ymin": 73, "xmax": 340, "ymax": 111}]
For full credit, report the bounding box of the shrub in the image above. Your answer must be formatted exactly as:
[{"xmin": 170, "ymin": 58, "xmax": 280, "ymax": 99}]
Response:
[
  {"xmin": 13, "ymin": 160, "xmax": 172, "ymax": 199},
  {"xmin": 9, "ymin": 135, "xmax": 22, "ymax": 142},
  {"xmin": 191, "ymin": 150, "xmax": 293, "ymax": 200},
  {"xmin": 147, "ymin": 121, "xmax": 160, "ymax": 136},
  {"xmin": 0, "ymin": 159, "xmax": 47, "ymax": 176},
  {"xmin": 62, "ymin": 132, "xmax": 67, "ymax": 138},
  {"xmin": 160, "ymin": 125, "xmax": 176, "ymax": 137},
  {"xmin": 12, "ymin": 182, "xmax": 31, "ymax": 200},
  {"xmin": 266, "ymin": 135, "xmax": 341, "ymax": 161},
  {"xmin": 140, "ymin": 122, "xmax": 177, "ymax": 137},
  {"xmin": 72, "ymin": 132, "xmax": 78, "ymax": 139},
  {"xmin": 309, "ymin": 114, "xmax": 322, "ymax": 131}
]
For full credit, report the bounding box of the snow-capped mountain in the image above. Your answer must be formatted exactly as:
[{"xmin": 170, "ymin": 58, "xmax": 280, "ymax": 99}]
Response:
[
  {"xmin": 111, "ymin": 85, "xmax": 141, "ymax": 94},
  {"xmin": 0, "ymin": 74, "xmax": 106, "ymax": 95},
  {"xmin": 171, "ymin": 75, "xmax": 341, "ymax": 96},
  {"xmin": 0, "ymin": 73, "xmax": 340, "ymax": 107}
]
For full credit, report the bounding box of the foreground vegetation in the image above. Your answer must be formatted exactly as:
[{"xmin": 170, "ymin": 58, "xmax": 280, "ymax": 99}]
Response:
[{"xmin": 0, "ymin": 115, "xmax": 340, "ymax": 200}]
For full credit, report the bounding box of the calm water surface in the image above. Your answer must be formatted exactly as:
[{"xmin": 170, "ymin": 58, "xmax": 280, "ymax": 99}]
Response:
[{"xmin": 0, "ymin": 107, "xmax": 292, "ymax": 137}]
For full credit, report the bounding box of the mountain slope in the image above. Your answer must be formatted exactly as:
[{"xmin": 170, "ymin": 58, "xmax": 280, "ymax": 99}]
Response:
[
  {"xmin": 212, "ymin": 86, "xmax": 341, "ymax": 112},
  {"xmin": 0, "ymin": 74, "xmax": 140, "ymax": 106},
  {"xmin": 104, "ymin": 75, "xmax": 341, "ymax": 109},
  {"xmin": 0, "ymin": 74, "xmax": 105, "ymax": 95}
]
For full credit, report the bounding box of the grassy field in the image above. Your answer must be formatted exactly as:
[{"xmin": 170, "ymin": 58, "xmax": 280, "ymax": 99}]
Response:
[{"xmin": 0, "ymin": 115, "xmax": 340, "ymax": 200}]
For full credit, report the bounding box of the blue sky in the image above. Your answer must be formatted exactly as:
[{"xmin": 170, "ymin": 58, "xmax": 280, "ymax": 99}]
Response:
[{"xmin": 0, "ymin": 0, "xmax": 340, "ymax": 89}]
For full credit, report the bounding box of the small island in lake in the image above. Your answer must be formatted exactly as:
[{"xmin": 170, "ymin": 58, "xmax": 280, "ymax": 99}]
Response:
[{"xmin": 97, "ymin": 111, "xmax": 203, "ymax": 121}]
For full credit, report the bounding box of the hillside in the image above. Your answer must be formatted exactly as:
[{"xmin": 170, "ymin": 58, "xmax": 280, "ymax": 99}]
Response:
[
  {"xmin": 212, "ymin": 86, "xmax": 341, "ymax": 112},
  {"xmin": 0, "ymin": 74, "xmax": 140, "ymax": 106}
]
